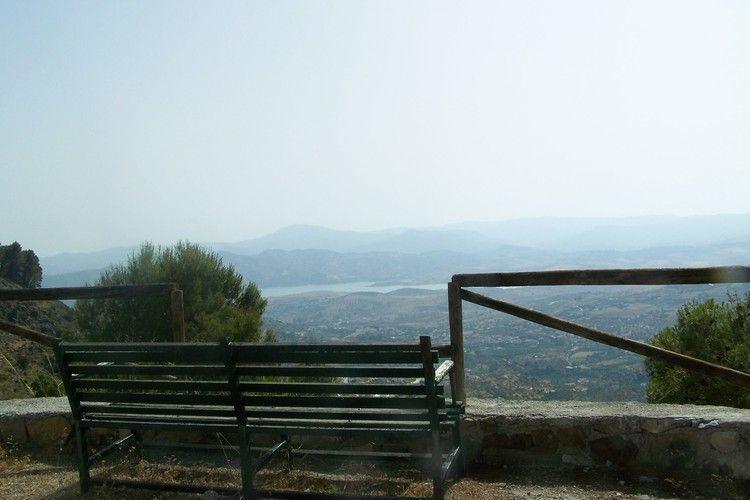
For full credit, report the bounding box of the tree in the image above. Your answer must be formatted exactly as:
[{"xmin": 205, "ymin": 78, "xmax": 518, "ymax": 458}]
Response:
[
  {"xmin": 645, "ymin": 293, "xmax": 750, "ymax": 408},
  {"xmin": 0, "ymin": 242, "xmax": 43, "ymax": 288},
  {"xmin": 75, "ymin": 242, "xmax": 275, "ymax": 343}
]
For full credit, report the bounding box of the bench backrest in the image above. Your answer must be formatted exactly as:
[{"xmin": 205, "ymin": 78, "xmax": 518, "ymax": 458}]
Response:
[
  {"xmin": 54, "ymin": 339, "xmax": 444, "ymax": 432},
  {"xmin": 230, "ymin": 342, "xmax": 444, "ymax": 430},
  {"xmin": 55, "ymin": 342, "xmax": 236, "ymax": 429}
]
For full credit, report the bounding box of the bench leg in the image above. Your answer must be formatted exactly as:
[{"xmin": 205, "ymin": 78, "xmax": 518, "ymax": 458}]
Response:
[
  {"xmin": 74, "ymin": 423, "xmax": 91, "ymax": 494},
  {"xmin": 238, "ymin": 428, "xmax": 253, "ymax": 499},
  {"xmin": 452, "ymin": 421, "xmax": 465, "ymax": 475},
  {"xmin": 431, "ymin": 432, "xmax": 443, "ymax": 499}
]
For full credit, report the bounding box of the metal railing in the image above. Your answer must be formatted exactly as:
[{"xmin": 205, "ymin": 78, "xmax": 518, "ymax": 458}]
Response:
[
  {"xmin": 0, "ymin": 283, "xmax": 186, "ymax": 345},
  {"xmin": 447, "ymin": 266, "xmax": 750, "ymax": 402}
]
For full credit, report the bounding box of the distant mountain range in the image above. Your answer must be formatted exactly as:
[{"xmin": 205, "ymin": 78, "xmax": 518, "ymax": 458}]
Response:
[{"xmin": 39, "ymin": 213, "xmax": 750, "ymax": 288}]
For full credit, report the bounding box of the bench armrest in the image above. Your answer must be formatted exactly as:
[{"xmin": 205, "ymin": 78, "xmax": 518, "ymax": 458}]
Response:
[{"xmin": 434, "ymin": 360, "xmax": 454, "ymax": 385}]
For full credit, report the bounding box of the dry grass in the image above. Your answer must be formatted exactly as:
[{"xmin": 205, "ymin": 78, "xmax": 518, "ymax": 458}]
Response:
[{"xmin": 0, "ymin": 443, "xmax": 744, "ymax": 499}]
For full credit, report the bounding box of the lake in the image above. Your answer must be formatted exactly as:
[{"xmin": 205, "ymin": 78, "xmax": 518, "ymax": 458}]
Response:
[{"xmin": 261, "ymin": 281, "xmax": 446, "ymax": 297}]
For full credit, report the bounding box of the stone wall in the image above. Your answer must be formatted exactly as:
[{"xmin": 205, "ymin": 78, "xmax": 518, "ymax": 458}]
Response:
[
  {"xmin": 463, "ymin": 399, "xmax": 750, "ymax": 480},
  {"xmin": 2, "ymin": 397, "xmax": 748, "ymax": 480},
  {"xmin": 0, "ymin": 397, "xmax": 72, "ymax": 449}
]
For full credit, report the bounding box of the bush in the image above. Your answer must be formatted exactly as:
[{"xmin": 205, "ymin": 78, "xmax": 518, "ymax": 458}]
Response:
[
  {"xmin": 645, "ymin": 293, "xmax": 750, "ymax": 408},
  {"xmin": 75, "ymin": 242, "xmax": 275, "ymax": 343}
]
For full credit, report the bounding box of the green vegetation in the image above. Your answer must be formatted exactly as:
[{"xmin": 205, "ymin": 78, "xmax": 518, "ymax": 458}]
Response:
[
  {"xmin": 0, "ymin": 242, "xmax": 42, "ymax": 288},
  {"xmin": 646, "ymin": 294, "xmax": 750, "ymax": 408},
  {"xmin": 75, "ymin": 242, "xmax": 275, "ymax": 343}
]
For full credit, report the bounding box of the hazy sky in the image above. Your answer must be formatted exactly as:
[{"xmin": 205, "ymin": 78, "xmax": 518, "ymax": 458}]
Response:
[{"xmin": 2, "ymin": 1, "xmax": 749, "ymax": 255}]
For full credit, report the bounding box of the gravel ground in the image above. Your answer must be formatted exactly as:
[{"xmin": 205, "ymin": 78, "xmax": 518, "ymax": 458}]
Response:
[{"xmin": 0, "ymin": 444, "xmax": 744, "ymax": 499}]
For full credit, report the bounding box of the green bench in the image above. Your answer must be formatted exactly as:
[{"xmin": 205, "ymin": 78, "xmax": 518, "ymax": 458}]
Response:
[{"xmin": 54, "ymin": 336, "xmax": 464, "ymax": 499}]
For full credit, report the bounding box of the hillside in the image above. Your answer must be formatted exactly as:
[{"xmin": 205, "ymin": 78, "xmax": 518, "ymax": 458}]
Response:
[
  {"xmin": 0, "ymin": 278, "xmax": 79, "ymax": 400},
  {"xmin": 265, "ymin": 283, "xmax": 750, "ymax": 401}
]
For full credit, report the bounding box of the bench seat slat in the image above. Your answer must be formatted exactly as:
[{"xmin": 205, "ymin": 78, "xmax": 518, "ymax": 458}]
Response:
[
  {"xmin": 66, "ymin": 349, "xmax": 434, "ymax": 365},
  {"xmin": 68, "ymin": 365, "xmax": 226, "ymax": 376},
  {"xmin": 235, "ymin": 366, "xmax": 423, "ymax": 378},
  {"xmin": 242, "ymin": 395, "xmax": 443, "ymax": 409},
  {"xmin": 238, "ymin": 382, "xmax": 440, "ymax": 395},
  {"xmin": 79, "ymin": 405, "xmax": 455, "ymax": 421},
  {"xmin": 63, "ymin": 342, "xmax": 422, "ymax": 351},
  {"xmin": 81, "ymin": 414, "xmax": 455, "ymax": 430},
  {"xmin": 245, "ymin": 425, "xmax": 431, "ymax": 438},
  {"xmin": 80, "ymin": 419, "xmax": 235, "ymax": 433},
  {"xmin": 233, "ymin": 350, "xmax": 436, "ymax": 364},
  {"xmin": 73, "ymin": 379, "xmax": 230, "ymax": 392},
  {"xmin": 77, "ymin": 392, "xmax": 234, "ymax": 405},
  {"xmin": 64, "ymin": 348, "xmax": 226, "ymax": 364},
  {"xmin": 80, "ymin": 404, "xmax": 237, "ymax": 418}
]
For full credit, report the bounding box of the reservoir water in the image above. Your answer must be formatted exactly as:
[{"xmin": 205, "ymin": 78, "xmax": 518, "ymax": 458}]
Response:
[{"xmin": 261, "ymin": 281, "xmax": 445, "ymax": 297}]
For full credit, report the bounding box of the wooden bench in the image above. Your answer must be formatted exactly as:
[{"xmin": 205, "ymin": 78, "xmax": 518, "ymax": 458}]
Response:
[{"xmin": 54, "ymin": 336, "xmax": 464, "ymax": 499}]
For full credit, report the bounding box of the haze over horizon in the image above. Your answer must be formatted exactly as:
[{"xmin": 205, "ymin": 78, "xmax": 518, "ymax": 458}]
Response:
[{"xmin": 3, "ymin": 1, "xmax": 749, "ymax": 255}]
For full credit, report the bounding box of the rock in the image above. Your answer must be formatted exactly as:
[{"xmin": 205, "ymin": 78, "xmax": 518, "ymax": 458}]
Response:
[{"xmin": 698, "ymin": 419, "xmax": 720, "ymax": 429}]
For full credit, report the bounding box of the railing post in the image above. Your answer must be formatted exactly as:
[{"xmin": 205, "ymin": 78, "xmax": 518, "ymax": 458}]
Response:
[
  {"xmin": 170, "ymin": 287, "xmax": 186, "ymax": 342},
  {"xmin": 448, "ymin": 281, "xmax": 465, "ymax": 403}
]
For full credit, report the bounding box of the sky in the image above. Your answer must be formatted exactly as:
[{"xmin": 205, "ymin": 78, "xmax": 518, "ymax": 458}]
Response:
[{"xmin": 1, "ymin": 1, "xmax": 749, "ymax": 256}]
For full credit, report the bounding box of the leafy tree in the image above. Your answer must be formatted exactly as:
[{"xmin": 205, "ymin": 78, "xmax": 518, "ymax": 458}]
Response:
[
  {"xmin": 0, "ymin": 242, "xmax": 43, "ymax": 288},
  {"xmin": 645, "ymin": 293, "xmax": 750, "ymax": 408},
  {"xmin": 75, "ymin": 242, "xmax": 275, "ymax": 343}
]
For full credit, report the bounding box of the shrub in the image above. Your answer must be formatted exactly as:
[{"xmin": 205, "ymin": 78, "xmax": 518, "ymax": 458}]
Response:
[
  {"xmin": 75, "ymin": 242, "xmax": 275, "ymax": 343},
  {"xmin": 645, "ymin": 293, "xmax": 750, "ymax": 408}
]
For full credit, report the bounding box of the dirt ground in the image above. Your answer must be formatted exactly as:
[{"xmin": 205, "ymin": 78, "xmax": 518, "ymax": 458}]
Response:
[{"xmin": 0, "ymin": 443, "xmax": 745, "ymax": 499}]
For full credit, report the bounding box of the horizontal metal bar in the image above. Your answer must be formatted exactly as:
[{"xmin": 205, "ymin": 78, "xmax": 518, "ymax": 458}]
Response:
[
  {"xmin": 238, "ymin": 381, "xmax": 438, "ymax": 395},
  {"xmin": 80, "ymin": 405, "xmax": 454, "ymax": 422},
  {"xmin": 235, "ymin": 366, "xmax": 424, "ymax": 378},
  {"xmin": 452, "ymin": 265, "xmax": 750, "ymax": 287},
  {"xmin": 74, "ymin": 379, "xmax": 230, "ymax": 392},
  {"xmin": 64, "ymin": 348, "xmax": 225, "ymax": 363},
  {"xmin": 0, "ymin": 319, "xmax": 57, "ymax": 346},
  {"xmin": 80, "ymin": 404, "xmax": 236, "ymax": 418},
  {"xmin": 293, "ymin": 448, "xmax": 434, "ymax": 462},
  {"xmin": 86, "ymin": 414, "xmax": 447, "ymax": 430},
  {"xmin": 141, "ymin": 441, "xmax": 240, "ymax": 453},
  {"xmin": 241, "ymin": 395, "xmax": 442, "ymax": 410},
  {"xmin": 61, "ymin": 342, "xmax": 222, "ymax": 350},
  {"xmin": 81, "ymin": 418, "xmax": 235, "ymax": 433},
  {"xmin": 89, "ymin": 477, "xmax": 240, "ymax": 496},
  {"xmin": 68, "ymin": 365, "xmax": 226, "ymax": 376},
  {"xmin": 0, "ymin": 283, "xmax": 176, "ymax": 301},
  {"xmin": 250, "ymin": 488, "xmax": 425, "ymax": 500},
  {"xmin": 460, "ymin": 288, "xmax": 750, "ymax": 389},
  {"xmin": 245, "ymin": 425, "xmax": 431, "ymax": 438},
  {"xmin": 233, "ymin": 350, "xmax": 435, "ymax": 364},
  {"xmin": 61, "ymin": 341, "xmax": 453, "ymax": 357},
  {"xmin": 78, "ymin": 391, "xmax": 234, "ymax": 405}
]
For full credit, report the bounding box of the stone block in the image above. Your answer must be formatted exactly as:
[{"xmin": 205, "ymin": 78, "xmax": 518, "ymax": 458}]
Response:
[{"xmin": 25, "ymin": 415, "xmax": 71, "ymax": 449}]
